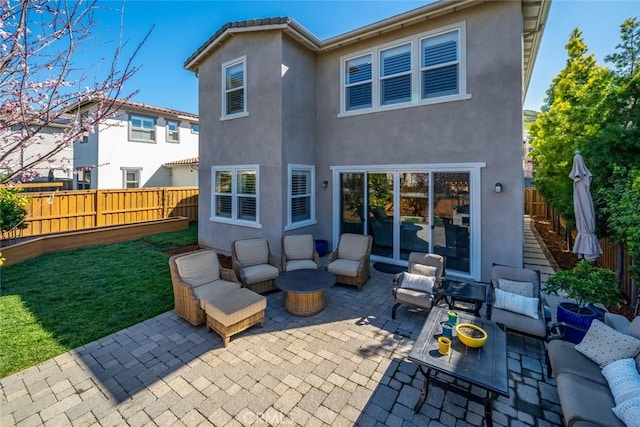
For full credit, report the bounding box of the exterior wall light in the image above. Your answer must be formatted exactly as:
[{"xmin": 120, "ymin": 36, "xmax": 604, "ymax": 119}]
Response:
[
  {"xmin": 495, "ymin": 183, "xmax": 503, "ymax": 193},
  {"xmin": 322, "ymin": 180, "xmax": 329, "ymax": 189}
]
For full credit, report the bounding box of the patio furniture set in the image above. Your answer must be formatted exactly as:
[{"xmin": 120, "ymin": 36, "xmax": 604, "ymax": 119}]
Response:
[
  {"xmin": 393, "ymin": 253, "xmax": 640, "ymax": 427},
  {"xmin": 168, "ymin": 233, "xmax": 372, "ymax": 347}
]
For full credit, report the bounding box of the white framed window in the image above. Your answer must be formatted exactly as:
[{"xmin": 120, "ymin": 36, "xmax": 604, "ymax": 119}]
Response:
[
  {"xmin": 122, "ymin": 168, "xmax": 141, "ymax": 188},
  {"xmin": 129, "ymin": 114, "xmax": 156, "ymax": 142},
  {"xmin": 286, "ymin": 165, "xmax": 316, "ymax": 231},
  {"xmin": 191, "ymin": 124, "xmax": 199, "ymax": 134},
  {"xmin": 221, "ymin": 56, "xmax": 248, "ymax": 120},
  {"xmin": 340, "ymin": 22, "xmax": 468, "ymax": 116},
  {"xmin": 166, "ymin": 120, "xmax": 179, "ymax": 143},
  {"xmin": 76, "ymin": 169, "xmax": 91, "ymax": 190},
  {"xmin": 211, "ymin": 165, "xmax": 260, "ymax": 227}
]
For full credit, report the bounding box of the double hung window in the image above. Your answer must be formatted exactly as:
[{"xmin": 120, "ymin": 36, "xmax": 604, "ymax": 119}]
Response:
[
  {"xmin": 286, "ymin": 165, "xmax": 316, "ymax": 230},
  {"xmin": 129, "ymin": 114, "xmax": 156, "ymax": 142},
  {"xmin": 191, "ymin": 124, "xmax": 199, "ymax": 134},
  {"xmin": 222, "ymin": 56, "xmax": 247, "ymax": 119},
  {"xmin": 166, "ymin": 120, "xmax": 179, "ymax": 143},
  {"xmin": 341, "ymin": 24, "xmax": 465, "ymax": 115},
  {"xmin": 76, "ymin": 169, "xmax": 91, "ymax": 190},
  {"xmin": 212, "ymin": 166, "xmax": 259, "ymax": 226},
  {"xmin": 122, "ymin": 168, "xmax": 141, "ymax": 188}
]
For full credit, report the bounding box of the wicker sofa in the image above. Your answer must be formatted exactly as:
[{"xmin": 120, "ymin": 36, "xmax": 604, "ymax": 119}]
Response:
[{"xmin": 547, "ymin": 313, "xmax": 640, "ymax": 427}]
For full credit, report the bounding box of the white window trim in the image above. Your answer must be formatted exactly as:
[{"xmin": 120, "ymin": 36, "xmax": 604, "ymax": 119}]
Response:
[
  {"xmin": 190, "ymin": 123, "xmax": 199, "ymax": 134},
  {"xmin": 121, "ymin": 167, "xmax": 142, "ymax": 188},
  {"xmin": 285, "ymin": 164, "xmax": 317, "ymax": 231},
  {"xmin": 221, "ymin": 55, "xmax": 249, "ymax": 121},
  {"xmin": 379, "ymin": 42, "xmax": 412, "ymax": 107},
  {"xmin": 210, "ymin": 164, "xmax": 261, "ymax": 229},
  {"xmin": 339, "ymin": 21, "xmax": 469, "ymax": 117},
  {"xmin": 166, "ymin": 120, "xmax": 180, "ymax": 143},
  {"xmin": 128, "ymin": 114, "xmax": 156, "ymax": 143}
]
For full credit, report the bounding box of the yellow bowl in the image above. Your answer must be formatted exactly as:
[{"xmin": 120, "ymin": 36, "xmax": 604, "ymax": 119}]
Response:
[{"xmin": 455, "ymin": 323, "xmax": 488, "ymax": 348}]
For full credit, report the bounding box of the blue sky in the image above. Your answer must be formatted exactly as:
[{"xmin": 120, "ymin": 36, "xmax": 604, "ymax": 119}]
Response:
[{"xmin": 88, "ymin": 0, "xmax": 638, "ymax": 115}]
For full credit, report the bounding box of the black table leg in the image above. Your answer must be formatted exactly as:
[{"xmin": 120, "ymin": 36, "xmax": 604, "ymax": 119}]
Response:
[
  {"xmin": 483, "ymin": 391, "xmax": 497, "ymax": 427},
  {"xmin": 414, "ymin": 366, "xmax": 430, "ymax": 412}
]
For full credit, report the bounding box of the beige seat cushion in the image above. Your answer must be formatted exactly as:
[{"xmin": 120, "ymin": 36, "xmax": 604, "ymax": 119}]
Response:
[
  {"xmin": 284, "ymin": 235, "xmax": 314, "ymax": 261},
  {"xmin": 337, "ymin": 234, "xmax": 369, "ymax": 261},
  {"xmin": 176, "ymin": 250, "xmax": 220, "ymax": 285},
  {"xmin": 235, "ymin": 239, "xmax": 269, "ymax": 267},
  {"xmin": 286, "ymin": 260, "xmax": 318, "ymax": 271},
  {"xmin": 243, "ymin": 264, "xmax": 279, "ymax": 285},
  {"xmin": 491, "ymin": 307, "xmax": 546, "ymax": 338},
  {"xmin": 394, "ymin": 287, "xmax": 434, "ymax": 309},
  {"xmin": 205, "ymin": 288, "xmax": 266, "ymax": 327},
  {"xmin": 193, "ymin": 280, "xmax": 241, "ymax": 309},
  {"xmin": 327, "ymin": 259, "xmax": 359, "ymax": 277}
]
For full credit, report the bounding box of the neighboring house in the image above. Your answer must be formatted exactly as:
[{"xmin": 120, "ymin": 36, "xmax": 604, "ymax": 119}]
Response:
[
  {"xmin": 164, "ymin": 157, "xmax": 199, "ymax": 187},
  {"xmin": 72, "ymin": 100, "xmax": 199, "ymax": 189},
  {"xmin": 1, "ymin": 121, "xmax": 74, "ymax": 188},
  {"xmin": 184, "ymin": 0, "xmax": 550, "ymax": 282}
]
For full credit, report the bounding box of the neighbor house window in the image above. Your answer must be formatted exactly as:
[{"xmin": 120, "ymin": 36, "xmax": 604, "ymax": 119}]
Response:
[
  {"xmin": 191, "ymin": 124, "xmax": 199, "ymax": 134},
  {"xmin": 211, "ymin": 165, "xmax": 259, "ymax": 227},
  {"xmin": 222, "ymin": 56, "xmax": 247, "ymax": 119},
  {"xmin": 122, "ymin": 168, "xmax": 141, "ymax": 188},
  {"xmin": 76, "ymin": 169, "xmax": 91, "ymax": 190},
  {"xmin": 129, "ymin": 114, "xmax": 155, "ymax": 142},
  {"xmin": 166, "ymin": 120, "xmax": 179, "ymax": 143},
  {"xmin": 286, "ymin": 165, "xmax": 316, "ymax": 230},
  {"xmin": 340, "ymin": 23, "xmax": 466, "ymax": 115}
]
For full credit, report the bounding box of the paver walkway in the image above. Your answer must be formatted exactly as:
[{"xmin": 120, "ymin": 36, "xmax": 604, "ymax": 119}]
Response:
[{"xmin": 1, "ymin": 217, "xmax": 563, "ymax": 426}]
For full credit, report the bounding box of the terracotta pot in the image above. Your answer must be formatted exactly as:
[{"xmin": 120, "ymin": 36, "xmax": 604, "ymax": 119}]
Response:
[{"xmin": 556, "ymin": 302, "xmax": 598, "ymax": 344}]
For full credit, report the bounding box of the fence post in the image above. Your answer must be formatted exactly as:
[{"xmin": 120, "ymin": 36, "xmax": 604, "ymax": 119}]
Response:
[
  {"xmin": 162, "ymin": 188, "xmax": 169, "ymax": 219},
  {"xmin": 96, "ymin": 190, "xmax": 104, "ymax": 226}
]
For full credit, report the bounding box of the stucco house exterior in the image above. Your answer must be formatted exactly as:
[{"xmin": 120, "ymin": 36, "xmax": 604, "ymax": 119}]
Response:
[
  {"xmin": 184, "ymin": 0, "xmax": 550, "ymax": 282},
  {"xmin": 73, "ymin": 100, "xmax": 199, "ymax": 189},
  {"xmin": 164, "ymin": 157, "xmax": 199, "ymax": 187}
]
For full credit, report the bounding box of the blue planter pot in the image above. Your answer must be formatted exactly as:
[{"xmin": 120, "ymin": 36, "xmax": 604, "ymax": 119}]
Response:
[
  {"xmin": 315, "ymin": 239, "xmax": 329, "ymax": 257},
  {"xmin": 556, "ymin": 302, "xmax": 598, "ymax": 344}
]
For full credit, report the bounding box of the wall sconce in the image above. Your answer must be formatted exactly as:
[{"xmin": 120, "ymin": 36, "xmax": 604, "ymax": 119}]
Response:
[
  {"xmin": 322, "ymin": 180, "xmax": 329, "ymax": 189},
  {"xmin": 494, "ymin": 182, "xmax": 503, "ymax": 193}
]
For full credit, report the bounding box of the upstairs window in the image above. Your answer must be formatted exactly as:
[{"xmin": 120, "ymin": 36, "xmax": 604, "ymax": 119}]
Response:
[
  {"xmin": 380, "ymin": 43, "xmax": 411, "ymax": 105},
  {"xmin": 340, "ymin": 23, "xmax": 466, "ymax": 115},
  {"xmin": 421, "ymin": 30, "xmax": 459, "ymax": 99},
  {"xmin": 212, "ymin": 165, "xmax": 259, "ymax": 227},
  {"xmin": 286, "ymin": 165, "xmax": 316, "ymax": 230},
  {"xmin": 166, "ymin": 120, "xmax": 179, "ymax": 143},
  {"xmin": 129, "ymin": 114, "xmax": 155, "ymax": 142},
  {"xmin": 191, "ymin": 124, "xmax": 199, "ymax": 134},
  {"xmin": 222, "ymin": 56, "xmax": 247, "ymax": 119},
  {"xmin": 345, "ymin": 54, "xmax": 372, "ymax": 111}
]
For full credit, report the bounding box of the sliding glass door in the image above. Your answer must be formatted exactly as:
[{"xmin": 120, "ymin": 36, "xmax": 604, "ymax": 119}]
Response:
[{"xmin": 337, "ymin": 167, "xmax": 475, "ymax": 277}]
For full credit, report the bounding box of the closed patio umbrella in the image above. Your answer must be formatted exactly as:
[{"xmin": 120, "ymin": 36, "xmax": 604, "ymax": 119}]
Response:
[{"xmin": 569, "ymin": 151, "xmax": 602, "ymax": 261}]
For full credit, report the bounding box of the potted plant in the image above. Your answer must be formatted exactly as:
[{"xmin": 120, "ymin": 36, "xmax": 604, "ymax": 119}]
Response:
[{"xmin": 545, "ymin": 260, "xmax": 621, "ymax": 343}]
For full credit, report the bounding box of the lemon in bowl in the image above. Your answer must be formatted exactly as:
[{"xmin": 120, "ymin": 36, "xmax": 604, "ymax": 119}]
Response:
[{"xmin": 455, "ymin": 323, "xmax": 488, "ymax": 348}]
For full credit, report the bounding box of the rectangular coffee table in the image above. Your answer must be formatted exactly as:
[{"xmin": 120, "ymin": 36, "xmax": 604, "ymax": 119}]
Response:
[{"xmin": 408, "ymin": 307, "xmax": 508, "ymax": 427}]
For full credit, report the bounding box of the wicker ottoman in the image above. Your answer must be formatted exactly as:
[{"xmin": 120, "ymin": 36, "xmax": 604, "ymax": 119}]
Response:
[{"xmin": 204, "ymin": 288, "xmax": 266, "ymax": 347}]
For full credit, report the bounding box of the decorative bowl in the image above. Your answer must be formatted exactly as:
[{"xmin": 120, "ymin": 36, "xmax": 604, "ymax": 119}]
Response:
[{"xmin": 455, "ymin": 323, "xmax": 488, "ymax": 348}]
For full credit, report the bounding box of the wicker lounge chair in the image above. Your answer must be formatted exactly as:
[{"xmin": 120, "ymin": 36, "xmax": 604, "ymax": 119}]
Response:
[
  {"xmin": 326, "ymin": 233, "xmax": 373, "ymax": 290},
  {"xmin": 281, "ymin": 234, "xmax": 320, "ymax": 272},
  {"xmin": 169, "ymin": 249, "xmax": 242, "ymax": 325},
  {"xmin": 231, "ymin": 238, "xmax": 280, "ymax": 293}
]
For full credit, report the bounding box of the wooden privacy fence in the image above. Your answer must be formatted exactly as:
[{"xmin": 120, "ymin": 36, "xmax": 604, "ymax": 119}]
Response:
[
  {"xmin": 525, "ymin": 188, "xmax": 634, "ymax": 299},
  {"xmin": 9, "ymin": 187, "xmax": 198, "ymax": 239}
]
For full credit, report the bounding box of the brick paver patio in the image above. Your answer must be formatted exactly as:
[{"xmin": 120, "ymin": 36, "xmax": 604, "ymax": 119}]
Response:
[{"xmin": 1, "ymin": 218, "xmax": 564, "ymax": 426}]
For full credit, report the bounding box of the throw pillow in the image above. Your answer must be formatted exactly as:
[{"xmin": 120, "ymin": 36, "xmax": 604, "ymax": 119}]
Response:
[
  {"xmin": 602, "ymin": 358, "xmax": 640, "ymax": 406},
  {"xmin": 497, "ymin": 279, "xmax": 535, "ymax": 298},
  {"xmin": 493, "ymin": 288, "xmax": 539, "ymax": 319},
  {"xmin": 411, "ymin": 264, "xmax": 438, "ymax": 278},
  {"xmin": 400, "ymin": 272, "xmax": 436, "ymax": 293},
  {"xmin": 575, "ymin": 320, "xmax": 640, "ymax": 369},
  {"xmin": 612, "ymin": 397, "xmax": 640, "ymax": 427}
]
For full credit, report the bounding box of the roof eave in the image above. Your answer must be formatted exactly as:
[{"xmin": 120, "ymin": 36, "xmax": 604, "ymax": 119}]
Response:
[{"xmin": 522, "ymin": 0, "xmax": 552, "ymax": 97}]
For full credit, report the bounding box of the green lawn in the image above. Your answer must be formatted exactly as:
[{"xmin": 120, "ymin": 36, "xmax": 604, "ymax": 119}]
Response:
[{"xmin": 0, "ymin": 222, "xmax": 197, "ymax": 378}]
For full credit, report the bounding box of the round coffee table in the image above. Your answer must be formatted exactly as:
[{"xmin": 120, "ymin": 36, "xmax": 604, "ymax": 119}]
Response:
[{"xmin": 275, "ymin": 269, "xmax": 336, "ymax": 316}]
